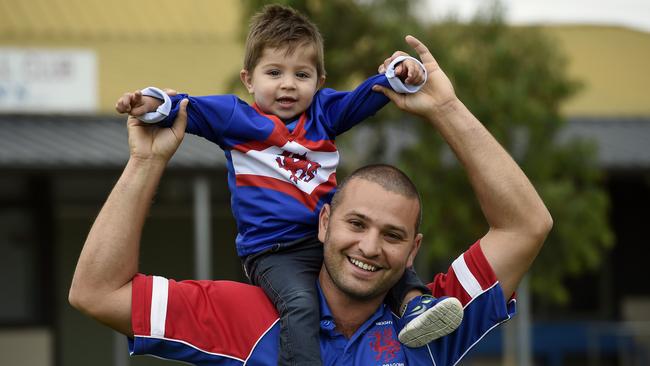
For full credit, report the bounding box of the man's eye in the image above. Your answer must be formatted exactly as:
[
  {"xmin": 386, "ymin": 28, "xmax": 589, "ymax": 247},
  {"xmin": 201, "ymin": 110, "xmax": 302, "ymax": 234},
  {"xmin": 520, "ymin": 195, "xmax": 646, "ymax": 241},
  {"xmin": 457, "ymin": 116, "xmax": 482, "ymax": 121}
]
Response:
[
  {"xmin": 349, "ymin": 220, "xmax": 364, "ymax": 229},
  {"xmin": 385, "ymin": 232, "xmax": 403, "ymax": 241}
]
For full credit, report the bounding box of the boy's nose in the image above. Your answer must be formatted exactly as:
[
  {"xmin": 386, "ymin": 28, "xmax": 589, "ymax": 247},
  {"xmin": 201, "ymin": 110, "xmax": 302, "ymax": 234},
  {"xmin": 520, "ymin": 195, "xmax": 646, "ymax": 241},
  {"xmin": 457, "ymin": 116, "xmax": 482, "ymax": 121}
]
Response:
[{"xmin": 280, "ymin": 76, "xmax": 296, "ymax": 89}]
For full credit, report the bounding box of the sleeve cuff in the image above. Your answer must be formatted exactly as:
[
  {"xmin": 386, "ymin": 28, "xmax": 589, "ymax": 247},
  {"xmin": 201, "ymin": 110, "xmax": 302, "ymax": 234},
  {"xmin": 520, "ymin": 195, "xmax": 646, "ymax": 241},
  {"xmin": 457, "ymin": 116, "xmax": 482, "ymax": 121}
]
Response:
[
  {"xmin": 139, "ymin": 87, "xmax": 172, "ymax": 124},
  {"xmin": 385, "ymin": 55, "xmax": 427, "ymax": 94}
]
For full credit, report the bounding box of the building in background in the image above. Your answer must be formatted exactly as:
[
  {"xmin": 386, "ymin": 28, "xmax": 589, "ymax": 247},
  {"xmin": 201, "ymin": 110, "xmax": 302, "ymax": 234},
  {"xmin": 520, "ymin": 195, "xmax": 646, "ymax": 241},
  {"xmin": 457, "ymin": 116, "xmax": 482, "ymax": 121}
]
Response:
[
  {"xmin": 467, "ymin": 24, "xmax": 650, "ymax": 366},
  {"xmin": 1, "ymin": 1, "xmax": 649, "ymax": 365},
  {"xmin": 0, "ymin": 2, "xmax": 244, "ymax": 366}
]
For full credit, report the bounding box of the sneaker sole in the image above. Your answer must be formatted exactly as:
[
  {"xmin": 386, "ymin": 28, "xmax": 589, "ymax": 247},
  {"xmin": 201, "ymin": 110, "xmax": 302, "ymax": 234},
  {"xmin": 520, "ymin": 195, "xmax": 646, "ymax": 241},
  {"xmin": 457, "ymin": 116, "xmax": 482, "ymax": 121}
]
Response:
[{"xmin": 398, "ymin": 297, "xmax": 464, "ymax": 348}]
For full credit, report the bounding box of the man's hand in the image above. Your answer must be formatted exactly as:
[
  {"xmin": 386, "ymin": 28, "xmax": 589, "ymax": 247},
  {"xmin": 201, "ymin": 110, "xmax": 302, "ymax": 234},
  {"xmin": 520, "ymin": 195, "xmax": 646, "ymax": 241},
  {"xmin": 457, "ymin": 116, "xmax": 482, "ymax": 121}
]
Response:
[
  {"xmin": 127, "ymin": 98, "xmax": 189, "ymax": 163},
  {"xmin": 374, "ymin": 35, "xmax": 458, "ymax": 120}
]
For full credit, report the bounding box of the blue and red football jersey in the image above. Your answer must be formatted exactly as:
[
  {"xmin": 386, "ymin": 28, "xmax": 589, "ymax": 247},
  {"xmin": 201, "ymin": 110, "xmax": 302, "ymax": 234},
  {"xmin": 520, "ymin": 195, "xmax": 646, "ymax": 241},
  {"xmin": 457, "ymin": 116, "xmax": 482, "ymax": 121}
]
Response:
[
  {"xmin": 151, "ymin": 73, "xmax": 409, "ymax": 257},
  {"xmin": 129, "ymin": 241, "xmax": 517, "ymax": 365}
]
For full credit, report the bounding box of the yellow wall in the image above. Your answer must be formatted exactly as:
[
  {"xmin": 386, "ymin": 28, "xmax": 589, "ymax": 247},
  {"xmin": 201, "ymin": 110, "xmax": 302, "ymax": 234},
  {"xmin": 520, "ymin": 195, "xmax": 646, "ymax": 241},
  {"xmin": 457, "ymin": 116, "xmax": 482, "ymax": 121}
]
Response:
[
  {"xmin": 0, "ymin": 0, "xmax": 244, "ymax": 113},
  {"xmin": 0, "ymin": 329, "xmax": 52, "ymax": 366},
  {"xmin": 543, "ymin": 25, "xmax": 650, "ymax": 117},
  {"xmin": 2, "ymin": 1, "xmax": 649, "ymax": 117}
]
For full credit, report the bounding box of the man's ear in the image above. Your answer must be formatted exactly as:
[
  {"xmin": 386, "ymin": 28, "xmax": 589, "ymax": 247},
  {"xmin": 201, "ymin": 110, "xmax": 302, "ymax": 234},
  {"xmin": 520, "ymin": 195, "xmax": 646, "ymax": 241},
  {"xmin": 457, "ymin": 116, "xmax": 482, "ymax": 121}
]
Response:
[
  {"xmin": 240, "ymin": 69, "xmax": 254, "ymax": 93},
  {"xmin": 406, "ymin": 233, "xmax": 423, "ymax": 268},
  {"xmin": 318, "ymin": 204, "xmax": 331, "ymax": 243}
]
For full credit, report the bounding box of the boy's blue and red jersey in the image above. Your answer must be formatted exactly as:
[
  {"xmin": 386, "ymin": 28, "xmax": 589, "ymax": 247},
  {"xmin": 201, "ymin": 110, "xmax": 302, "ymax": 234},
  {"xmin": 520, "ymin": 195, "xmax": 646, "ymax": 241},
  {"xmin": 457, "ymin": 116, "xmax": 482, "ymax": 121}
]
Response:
[
  {"xmin": 152, "ymin": 74, "xmax": 395, "ymax": 257},
  {"xmin": 129, "ymin": 241, "xmax": 516, "ymax": 365}
]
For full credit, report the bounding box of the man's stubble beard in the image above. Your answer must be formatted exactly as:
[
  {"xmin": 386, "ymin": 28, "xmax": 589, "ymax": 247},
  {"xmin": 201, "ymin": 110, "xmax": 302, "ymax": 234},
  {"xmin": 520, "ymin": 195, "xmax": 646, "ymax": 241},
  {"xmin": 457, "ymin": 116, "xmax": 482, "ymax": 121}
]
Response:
[{"xmin": 321, "ymin": 228, "xmax": 399, "ymax": 302}]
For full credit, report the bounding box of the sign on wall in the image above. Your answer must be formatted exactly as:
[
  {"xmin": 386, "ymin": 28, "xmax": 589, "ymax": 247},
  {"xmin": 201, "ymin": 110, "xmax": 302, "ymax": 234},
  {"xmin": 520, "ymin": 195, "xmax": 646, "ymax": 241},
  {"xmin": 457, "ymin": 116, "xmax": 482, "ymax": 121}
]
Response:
[{"xmin": 0, "ymin": 48, "xmax": 97, "ymax": 113}]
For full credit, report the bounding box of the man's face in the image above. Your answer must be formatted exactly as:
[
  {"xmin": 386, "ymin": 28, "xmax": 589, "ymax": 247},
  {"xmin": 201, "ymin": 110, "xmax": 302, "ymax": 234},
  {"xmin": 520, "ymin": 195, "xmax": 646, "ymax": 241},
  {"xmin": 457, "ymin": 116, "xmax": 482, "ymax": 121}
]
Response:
[
  {"xmin": 240, "ymin": 44, "xmax": 325, "ymax": 122},
  {"xmin": 318, "ymin": 179, "xmax": 422, "ymax": 302}
]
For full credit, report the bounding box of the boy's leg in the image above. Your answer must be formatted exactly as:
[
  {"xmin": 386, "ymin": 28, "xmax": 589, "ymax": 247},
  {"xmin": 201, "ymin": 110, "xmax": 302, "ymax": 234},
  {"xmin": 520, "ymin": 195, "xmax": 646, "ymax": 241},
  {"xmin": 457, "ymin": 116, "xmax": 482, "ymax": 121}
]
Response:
[
  {"xmin": 389, "ymin": 267, "xmax": 464, "ymax": 348},
  {"xmin": 245, "ymin": 236, "xmax": 323, "ymax": 366},
  {"xmin": 385, "ymin": 266, "xmax": 430, "ymax": 311}
]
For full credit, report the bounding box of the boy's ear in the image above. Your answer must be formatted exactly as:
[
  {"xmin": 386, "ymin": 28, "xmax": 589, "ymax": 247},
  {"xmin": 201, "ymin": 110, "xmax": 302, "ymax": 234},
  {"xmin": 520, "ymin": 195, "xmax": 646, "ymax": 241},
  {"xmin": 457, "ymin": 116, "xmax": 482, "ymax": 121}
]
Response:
[
  {"xmin": 240, "ymin": 69, "xmax": 254, "ymax": 93},
  {"xmin": 318, "ymin": 75, "xmax": 326, "ymax": 89}
]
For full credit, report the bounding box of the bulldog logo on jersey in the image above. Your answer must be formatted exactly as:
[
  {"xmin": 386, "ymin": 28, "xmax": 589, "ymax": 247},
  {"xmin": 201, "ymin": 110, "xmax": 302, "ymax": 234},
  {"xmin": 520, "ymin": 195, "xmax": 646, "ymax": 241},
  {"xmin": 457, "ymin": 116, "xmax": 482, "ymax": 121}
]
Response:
[
  {"xmin": 230, "ymin": 138, "xmax": 338, "ymax": 211},
  {"xmin": 275, "ymin": 151, "xmax": 321, "ymax": 184},
  {"xmin": 369, "ymin": 328, "xmax": 401, "ymax": 363}
]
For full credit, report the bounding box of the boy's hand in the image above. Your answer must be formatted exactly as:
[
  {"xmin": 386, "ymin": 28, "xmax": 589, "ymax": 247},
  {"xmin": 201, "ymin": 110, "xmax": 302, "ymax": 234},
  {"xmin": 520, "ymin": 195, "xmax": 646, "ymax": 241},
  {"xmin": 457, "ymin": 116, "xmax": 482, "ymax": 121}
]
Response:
[
  {"xmin": 380, "ymin": 56, "xmax": 425, "ymax": 86},
  {"xmin": 115, "ymin": 90, "xmax": 163, "ymax": 116}
]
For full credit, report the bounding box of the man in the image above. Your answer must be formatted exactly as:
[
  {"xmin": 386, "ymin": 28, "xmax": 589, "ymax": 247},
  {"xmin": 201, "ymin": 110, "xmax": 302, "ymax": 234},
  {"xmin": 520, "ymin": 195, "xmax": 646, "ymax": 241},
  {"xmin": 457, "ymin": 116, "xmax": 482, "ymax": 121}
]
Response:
[{"xmin": 69, "ymin": 35, "xmax": 552, "ymax": 365}]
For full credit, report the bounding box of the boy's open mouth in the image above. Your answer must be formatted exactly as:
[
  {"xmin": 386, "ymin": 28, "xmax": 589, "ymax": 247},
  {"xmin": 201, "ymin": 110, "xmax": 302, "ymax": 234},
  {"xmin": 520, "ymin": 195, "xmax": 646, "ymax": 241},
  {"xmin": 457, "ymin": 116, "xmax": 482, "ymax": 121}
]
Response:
[{"xmin": 277, "ymin": 96, "xmax": 297, "ymax": 105}]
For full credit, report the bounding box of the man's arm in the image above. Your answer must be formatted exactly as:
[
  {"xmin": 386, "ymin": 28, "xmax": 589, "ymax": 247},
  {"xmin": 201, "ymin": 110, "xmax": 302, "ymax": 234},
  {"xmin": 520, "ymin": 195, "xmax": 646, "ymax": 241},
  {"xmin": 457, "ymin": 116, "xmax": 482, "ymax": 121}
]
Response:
[
  {"xmin": 68, "ymin": 100, "xmax": 189, "ymax": 336},
  {"xmin": 373, "ymin": 36, "xmax": 552, "ymax": 300}
]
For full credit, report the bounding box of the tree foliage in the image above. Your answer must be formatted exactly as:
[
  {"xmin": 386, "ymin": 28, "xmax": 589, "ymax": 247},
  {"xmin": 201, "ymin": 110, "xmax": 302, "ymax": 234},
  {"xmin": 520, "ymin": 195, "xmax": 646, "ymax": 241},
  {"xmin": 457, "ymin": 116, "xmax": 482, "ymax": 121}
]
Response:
[{"xmin": 237, "ymin": 0, "xmax": 614, "ymax": 304}]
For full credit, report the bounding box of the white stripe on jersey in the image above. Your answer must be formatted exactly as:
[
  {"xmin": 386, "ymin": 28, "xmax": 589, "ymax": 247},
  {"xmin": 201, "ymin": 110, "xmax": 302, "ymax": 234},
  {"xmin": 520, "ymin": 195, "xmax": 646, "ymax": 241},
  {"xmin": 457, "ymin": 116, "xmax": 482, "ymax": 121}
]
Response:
[
  {"xmin": 151, "ymin": 276, "xmax": 169, "ymax": 337},
  {"xmin": 231, "ymin": 141, "xmax": 339, "ymax": 195},
  {"xmin": 451, "ymin": 254, "xmax": 483, "ymax": 299}
]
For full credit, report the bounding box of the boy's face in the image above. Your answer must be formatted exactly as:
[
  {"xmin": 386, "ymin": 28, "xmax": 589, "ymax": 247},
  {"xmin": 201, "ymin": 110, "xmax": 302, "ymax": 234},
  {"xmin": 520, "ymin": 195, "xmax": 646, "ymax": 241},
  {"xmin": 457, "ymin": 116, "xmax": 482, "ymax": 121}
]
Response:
[{"xmin": 240, "ymin": 44, "xmax": 325, "ymax": 121}]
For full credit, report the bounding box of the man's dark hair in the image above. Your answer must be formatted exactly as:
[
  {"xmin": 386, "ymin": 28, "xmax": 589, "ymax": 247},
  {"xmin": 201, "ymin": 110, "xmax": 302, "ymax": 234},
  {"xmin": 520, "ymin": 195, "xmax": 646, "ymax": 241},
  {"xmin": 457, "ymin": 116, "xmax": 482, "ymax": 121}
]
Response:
[{"xmin": 331, "ymin": 164, "xmax": 423, "ymax": 232}]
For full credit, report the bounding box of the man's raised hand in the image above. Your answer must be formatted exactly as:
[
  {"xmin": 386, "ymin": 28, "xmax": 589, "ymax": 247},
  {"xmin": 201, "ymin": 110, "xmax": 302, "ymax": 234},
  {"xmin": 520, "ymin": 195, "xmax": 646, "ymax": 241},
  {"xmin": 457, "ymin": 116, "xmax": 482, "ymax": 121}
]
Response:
[
  {"xmin": 127, "ymin": 98, "xmax": 189, "ymax": 163},
  {"xmin": 374, "ymin": 35, "xmax": 458, "ymax": 119}
]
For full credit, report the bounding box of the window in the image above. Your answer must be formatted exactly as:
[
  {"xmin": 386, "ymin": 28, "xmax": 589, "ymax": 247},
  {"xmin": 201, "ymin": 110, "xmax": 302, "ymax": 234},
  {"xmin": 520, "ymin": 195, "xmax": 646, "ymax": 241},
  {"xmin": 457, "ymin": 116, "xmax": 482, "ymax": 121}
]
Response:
[{"xmin": 0, "ymin": 175, "xmax": 52, "ymax": 325}]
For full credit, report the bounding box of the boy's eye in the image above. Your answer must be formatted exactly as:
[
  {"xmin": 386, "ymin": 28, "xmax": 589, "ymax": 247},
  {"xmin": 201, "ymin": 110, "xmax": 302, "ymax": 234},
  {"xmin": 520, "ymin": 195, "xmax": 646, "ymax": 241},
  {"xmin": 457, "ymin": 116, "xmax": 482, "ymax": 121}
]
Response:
[
  {"xmin": 296, "ymin": 72, "xmax": 310, "ymax": 79},
  {"xmin": 267, "ymin": 70, "xmax": 281, "ymax": 77}
]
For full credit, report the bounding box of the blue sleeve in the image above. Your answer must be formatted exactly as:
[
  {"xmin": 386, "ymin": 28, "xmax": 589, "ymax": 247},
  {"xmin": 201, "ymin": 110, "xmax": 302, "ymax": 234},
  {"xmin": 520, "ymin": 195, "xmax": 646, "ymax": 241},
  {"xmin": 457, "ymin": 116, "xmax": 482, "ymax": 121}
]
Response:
[
  {"xmin": 159, "ymin": 94, "xmax": 239, "ymax": 146},
  {"xmin": 315, "ymin": 74, "xmax": 392, "ymax": 136},
  {"xmin": 427, "ymin": 284, "xmax": 516, "ymax": 366}
]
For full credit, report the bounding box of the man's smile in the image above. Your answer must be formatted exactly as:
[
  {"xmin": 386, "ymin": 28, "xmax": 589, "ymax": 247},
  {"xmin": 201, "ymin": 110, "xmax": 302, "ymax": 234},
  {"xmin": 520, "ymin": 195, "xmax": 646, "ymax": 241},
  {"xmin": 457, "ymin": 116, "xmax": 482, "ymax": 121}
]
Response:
[{"xmin": 348, "ymin": 256, "xmax": 380, "ymax": 272}]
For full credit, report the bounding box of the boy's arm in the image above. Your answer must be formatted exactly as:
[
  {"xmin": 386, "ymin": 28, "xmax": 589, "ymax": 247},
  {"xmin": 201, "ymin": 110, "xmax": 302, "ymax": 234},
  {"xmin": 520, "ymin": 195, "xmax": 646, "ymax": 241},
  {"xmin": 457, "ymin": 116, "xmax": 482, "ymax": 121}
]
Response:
[
  {"xmin": 116, "ymin": 87, "xmax": 239, "ymax": 144},
  {"xmin": 320, "ymin": 55, "xmax": 427, "ymax": 135}
]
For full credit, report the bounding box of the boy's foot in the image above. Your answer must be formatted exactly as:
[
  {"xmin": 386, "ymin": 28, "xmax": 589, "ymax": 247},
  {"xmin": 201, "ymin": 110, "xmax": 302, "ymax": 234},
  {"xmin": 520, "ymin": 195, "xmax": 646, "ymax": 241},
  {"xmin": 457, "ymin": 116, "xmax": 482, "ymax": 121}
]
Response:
[{"xmin": 397, "ymin": 295, "xmax": 463, "ymax": 348}]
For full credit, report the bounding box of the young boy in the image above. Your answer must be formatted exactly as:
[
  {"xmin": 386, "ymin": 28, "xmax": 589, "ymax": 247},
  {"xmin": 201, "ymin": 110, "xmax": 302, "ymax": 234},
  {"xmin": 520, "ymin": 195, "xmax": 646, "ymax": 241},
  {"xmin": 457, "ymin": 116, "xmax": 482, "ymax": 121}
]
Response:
[{"xmin": 116, "ymin": 4, "xmax": 462, "ymax": 365}]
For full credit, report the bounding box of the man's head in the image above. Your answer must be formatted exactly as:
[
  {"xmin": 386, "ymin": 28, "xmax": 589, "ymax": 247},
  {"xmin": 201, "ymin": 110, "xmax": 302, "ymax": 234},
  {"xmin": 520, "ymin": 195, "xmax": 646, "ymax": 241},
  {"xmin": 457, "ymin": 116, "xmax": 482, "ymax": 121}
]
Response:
[
  {"xmin": 318, "ymin": 164, "xmax": 423, "ymax": 303},
  {"xmin": 240, "ymin": 4, "xmax": 326, "ymax": 121}
]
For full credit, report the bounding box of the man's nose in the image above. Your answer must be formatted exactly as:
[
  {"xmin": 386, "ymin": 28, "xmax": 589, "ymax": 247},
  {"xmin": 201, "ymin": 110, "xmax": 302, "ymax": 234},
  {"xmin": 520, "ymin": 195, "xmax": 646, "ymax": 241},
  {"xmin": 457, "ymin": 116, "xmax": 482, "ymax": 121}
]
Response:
[{"xmin": 357, "ymin": 232, "xmax": 381, "ymax": 258}]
